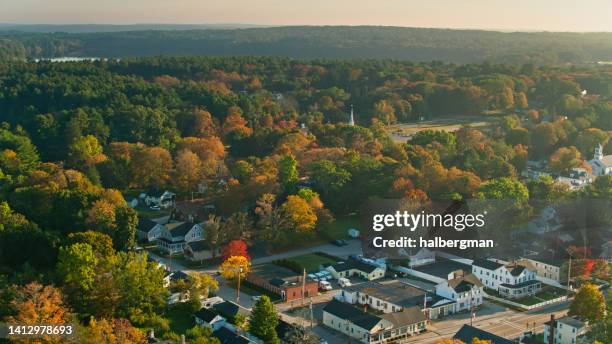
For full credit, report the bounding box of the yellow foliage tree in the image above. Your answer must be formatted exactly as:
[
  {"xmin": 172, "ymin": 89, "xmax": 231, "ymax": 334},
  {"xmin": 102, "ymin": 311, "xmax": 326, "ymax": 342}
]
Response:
[
  {"xmin": 220, "ymin": 256, "xmax": 251, "ymax": 281},
  {"xmin": 282, "ymin": 195, "xmax": 317, "ymax": 232}
]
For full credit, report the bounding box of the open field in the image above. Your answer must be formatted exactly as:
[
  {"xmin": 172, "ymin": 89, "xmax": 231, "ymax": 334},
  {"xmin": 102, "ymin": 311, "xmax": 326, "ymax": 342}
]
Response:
[{"xmin": 387, "ymin": 116, "xmax": 497, "ymax": 142}]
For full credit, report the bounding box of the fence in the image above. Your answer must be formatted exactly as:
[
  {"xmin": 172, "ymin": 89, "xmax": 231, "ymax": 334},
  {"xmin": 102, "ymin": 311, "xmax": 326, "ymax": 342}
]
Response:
[{"xmin": 484, "ymin": 292, "xmax": 567, "ymax": 311}]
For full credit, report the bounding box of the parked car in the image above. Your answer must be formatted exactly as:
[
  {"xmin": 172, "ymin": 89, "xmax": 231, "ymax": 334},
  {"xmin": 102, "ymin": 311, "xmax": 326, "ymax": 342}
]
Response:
[
  {"xmin": 319, "ymin": 280, "xmax": 333, "ymax": 291},
  {"xmin": 251, "ymin": 295, "xmax": 262, "ymax": 301},
  {"xmin": 338, "ymin": 277, "xmax": 351, "ymax": 288},
  {"xmin": 149, "ymin": 205, "xmax": 161, "ymax": 211},
  {"xmin": 331, "ymin": 239, "xmax": 348, "ymax": 247}
]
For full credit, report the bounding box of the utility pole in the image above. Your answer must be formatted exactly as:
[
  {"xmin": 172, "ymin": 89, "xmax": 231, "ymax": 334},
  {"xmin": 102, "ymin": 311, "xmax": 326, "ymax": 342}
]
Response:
[
  {"xmin": 301, "ymin": 268, "xmax": 306, "ymax": 306},
  {"xmin": 566, "ymin": 249, "xmax": 573, "ymax": 293},
  {"xmin": 236, "ymin": 267, "xmax": 243, "ymax": 304}
]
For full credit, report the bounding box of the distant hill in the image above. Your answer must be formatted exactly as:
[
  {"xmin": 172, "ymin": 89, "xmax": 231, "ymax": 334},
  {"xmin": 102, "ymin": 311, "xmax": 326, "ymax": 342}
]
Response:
[
  {"xmin": 0, "ymin": 23, "xmax": 268, "ymax": 33},
  {"xmin": 1, "ymin": 26, "xmax": 612, "ymax": 64}
]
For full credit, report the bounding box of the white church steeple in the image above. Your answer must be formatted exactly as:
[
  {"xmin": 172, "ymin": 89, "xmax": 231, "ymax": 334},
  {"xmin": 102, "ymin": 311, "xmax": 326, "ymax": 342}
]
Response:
[
  {"xmin": 348, "ymin": 104, "xmax": 355, "ymax": 126},
  {"xmin": 595, "ymin": 143, "xmax": 603, "ymax": 161}
]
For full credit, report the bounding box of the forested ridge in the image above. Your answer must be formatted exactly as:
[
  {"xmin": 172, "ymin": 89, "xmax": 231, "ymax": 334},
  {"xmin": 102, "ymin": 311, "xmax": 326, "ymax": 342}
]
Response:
[
  {"xmin": 0, "ymin": 56, "xmax": 611, "ymax": 342},
  {"xmin": 1, "ymin": 26, "xmax": 612, "ymax": 64}
]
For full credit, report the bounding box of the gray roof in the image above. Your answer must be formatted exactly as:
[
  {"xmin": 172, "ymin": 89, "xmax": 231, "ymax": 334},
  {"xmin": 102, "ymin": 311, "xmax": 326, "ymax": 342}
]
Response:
[
  {"xmin": 194, "ymin": 307, "xmax": 219, "ymax": 323},
  {"xmin": 323, "ymin": 300, "xmax": 382, "ymax": 331},
  {"xmin": 556, "ymin": 316, "xmax": 586, "ymax": 329},
  {"xmin": 167, "ymin": 222, "xmax": 196, "ymax": 237},
  {"xmin": 453, "ymin": 324, "xmax": 514, "ymax": 344},
  {"xmin": 213, "ymin": 327, "xmax": 251, "ymax": 344},
  {"xmin": 472, "ymin": 259, "xmax": 504, "ymax": 271},
  {"xmin": 506, "ymin": 265, "xmax": 526, "ymax": 277},
  {"xmin": 186, "ymin": 240, "xmax": 211, "ymax": 252},
  {"xmin": 413, "ymin": 260, "xmax": 471, "ymax": 279},
  {"xmin": 331, "ymin": 258, "xmax": 380, "ymax": 274},
  {"xmin": 381, "ymin": 306, "xmax": 427, "ymax": 327},
  {"xmin": 346, "ymin": 280, "xmax": 429, "ymax": 309},
  {"xmin": 138, "ymin": 218, "xmax": 159, "ymax": 233}
]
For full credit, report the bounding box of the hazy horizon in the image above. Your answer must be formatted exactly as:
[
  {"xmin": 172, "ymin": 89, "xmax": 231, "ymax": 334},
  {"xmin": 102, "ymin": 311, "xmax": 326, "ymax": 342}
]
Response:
[{"xmin": 2, "ymin": 0, "xmax": 612, "ymax": 33}]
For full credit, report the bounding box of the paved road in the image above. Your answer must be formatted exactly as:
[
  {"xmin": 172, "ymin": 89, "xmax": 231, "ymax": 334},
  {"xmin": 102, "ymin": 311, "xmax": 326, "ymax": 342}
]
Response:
[
  {"xmin": 404, "ymin": 300, "xmax": 571, "ymax": 344},
  {"xmin": 251, "ymin": 239, "xmax": 363, "ymax": 264}
]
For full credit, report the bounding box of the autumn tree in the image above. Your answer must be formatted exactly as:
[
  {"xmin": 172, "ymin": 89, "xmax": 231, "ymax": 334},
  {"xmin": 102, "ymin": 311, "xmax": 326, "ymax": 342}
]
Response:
[
  {"xmin": 173, "ymin": 149, "xmax": 203, "ymax": 193},
  {"xmin": 68, "ymin": 134, "xmax": 106, "ymax": 167},
  {"xmin": 223, "ymin": 106, "xmax": 252, "ymax": 140},
  {"xmin": 373, "ymin": 99, "xmax": 397, "ymax": 125},
  {"xmin": 222, "ymin": 212, "xmax": 252, "ymax": 241},
  {"xmin": 221, "ymin": 240, "xmax": 250, "ymax": 262},
  {"xmin": 254, "ymin": 193, "xmax": 289, "ymax": 243},
  {"xmin": 282, "ymin": 195, "xmax": 317, "ymax": 233},
  {"xmin": 204, "ymin": 214, "xmax": 222, "ymax": 259},
  {"xmin": 569, "ymin": 283, "xmax": 606, "ymax": 322},
  {"xmin": 81, "ymin": 318, "xmax": 145, "ymax": 344},
  {"xmin": 7, "ymin": 283, "xmax": 71, "ymax": 343},
  {"xmin": 219, "ymin": 256, "xmax": 251, "ymax": 281},
  {"xmin": 549, "ymin": 146, "xmax": 583, "ymax": 174},
  {"xmin": 129, "ymin": 146, "xmax": 173, "ymax": 188}
]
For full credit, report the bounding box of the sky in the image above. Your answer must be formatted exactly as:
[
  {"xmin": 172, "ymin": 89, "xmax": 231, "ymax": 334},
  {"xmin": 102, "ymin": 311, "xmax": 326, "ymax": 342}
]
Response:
[{"xmin": 1, "ymin": 0, "xmax": 611, "ymax": 32}]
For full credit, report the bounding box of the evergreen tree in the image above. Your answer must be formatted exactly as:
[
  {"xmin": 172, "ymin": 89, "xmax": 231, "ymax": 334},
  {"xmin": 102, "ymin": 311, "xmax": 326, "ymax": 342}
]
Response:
[{"xmin": 249, "ymin": 296, "xmax": 280, "ymax": 344}]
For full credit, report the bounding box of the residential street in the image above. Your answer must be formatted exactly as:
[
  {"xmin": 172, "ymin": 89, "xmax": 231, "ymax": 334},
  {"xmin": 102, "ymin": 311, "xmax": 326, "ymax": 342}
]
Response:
[{"xmin": 403, "ymin": 300, "xmax": 572, "ymax": 344}]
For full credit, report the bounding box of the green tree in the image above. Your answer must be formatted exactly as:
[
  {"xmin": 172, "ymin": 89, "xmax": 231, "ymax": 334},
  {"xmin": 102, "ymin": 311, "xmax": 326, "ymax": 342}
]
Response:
[
  {"xmin": 68, "ymin": 134, "xmax": 106, "ymax": 167},
  {"xmin": 278, "ymin": 154, "xmax": 299, "ymax": 192},
  {"xmin": 57, "ymin": 243, "xmax": 98, "ymax": 293},
  {"xmin": 249, "ymin": 295, "xmax": 280, "ymax": 344},
  {"xmin": 569, "ymin": 283, "xmax": 605, "ymax": 322},
  {"xmin": 114, "ymin": 206, "xmax": 138, "ymax": 251},
  {"xmin": 112, "ymin": 252, "xmax": 168, "ymax": 322}
]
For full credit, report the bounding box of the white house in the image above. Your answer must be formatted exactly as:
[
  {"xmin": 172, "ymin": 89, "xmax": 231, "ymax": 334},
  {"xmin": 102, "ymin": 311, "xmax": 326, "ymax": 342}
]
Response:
[
  {"xmin": 194, "ymin": 307, "xmax": 226, "ymax": 330},
  {"xmin": 184, "ymin": 240, "xmax": 218, "ymax": 263},
  {"xmin": 326, "ymin": 258, "xmax": 386, "ymax": 281},
  {"xmin": 322, "ymin": 300, "xmax": 427, "ymax": 344},
  {"xmin": 435, "ymin": 273, "xmax": 484, "ymax": 312},
  {"xmin": 157, "ymin": 222, "xmax": 204, "ymax": 255},
  {"xmin": 543, "ymin": 315, "xmax": 588, "ymax": 344},
  {"xmin": 137, "ymin": 218, "xmax": 164, "ymax": 242},
  {"xmin": 339, "ymin": 280, "xmax": 455, "ymax": 320},
  {"xmin": 472, "ymin": 259, "xmax": 541, "ymax": 299},
  {"xmin": 145, "ymin": 189, "xmax": 175, "ymax": 208},
  {"xmin": 589, "ymin": 144, "xmax": 612, "ymax": 177},
  {"xmin": 518, "ymin": 253, "xmax": 566, "ymax": 283}
]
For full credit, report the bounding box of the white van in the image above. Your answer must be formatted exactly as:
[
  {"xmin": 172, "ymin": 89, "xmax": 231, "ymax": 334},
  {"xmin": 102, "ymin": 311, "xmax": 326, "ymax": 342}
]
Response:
[
  {"xmin": 319, "ymin": 280, "xmax": 333, "ymax": 291},
  {"xmin": 338, "ymin": 277, "xmax": 351, "ymax": 288}
]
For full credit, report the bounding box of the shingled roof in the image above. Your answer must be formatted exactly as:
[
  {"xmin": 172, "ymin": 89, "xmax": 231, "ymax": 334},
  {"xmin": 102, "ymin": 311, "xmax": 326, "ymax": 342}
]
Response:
[{"xmin": 323, "ymin": 300, "xmax": 383, "ymax": 331}]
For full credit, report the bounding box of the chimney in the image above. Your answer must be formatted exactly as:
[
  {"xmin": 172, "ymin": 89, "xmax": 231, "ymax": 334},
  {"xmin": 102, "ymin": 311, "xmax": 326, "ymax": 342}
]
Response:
[{"xmin": 548, "ymin": 314, "xmax": 556, "ymax": 344}]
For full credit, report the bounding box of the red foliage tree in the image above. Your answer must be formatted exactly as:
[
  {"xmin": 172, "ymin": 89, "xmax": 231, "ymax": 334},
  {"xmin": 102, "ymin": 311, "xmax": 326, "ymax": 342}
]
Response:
[{"xmin": 221, "ymin": 240, "xmax": 250, "ymax": 262}]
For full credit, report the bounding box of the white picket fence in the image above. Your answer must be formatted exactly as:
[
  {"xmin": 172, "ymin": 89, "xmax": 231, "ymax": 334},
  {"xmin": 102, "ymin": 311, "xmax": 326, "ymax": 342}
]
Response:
[{"xmin": 484, "ymin": 292, "xmax": 567, "ymax": 311}]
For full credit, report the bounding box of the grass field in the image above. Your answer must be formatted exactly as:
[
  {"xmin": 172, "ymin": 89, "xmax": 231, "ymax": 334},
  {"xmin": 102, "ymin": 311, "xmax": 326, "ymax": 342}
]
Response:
[
  {"xmin": 283, "ymin": 252, "xmax": 340, "ymax": 273},
  {"xmin": 387, "ymin": 116, "xmax": 496, "ymax": 143},
  {"xmin": 319, "ymin": 214, "xmax": 361, "ymax": 240}
]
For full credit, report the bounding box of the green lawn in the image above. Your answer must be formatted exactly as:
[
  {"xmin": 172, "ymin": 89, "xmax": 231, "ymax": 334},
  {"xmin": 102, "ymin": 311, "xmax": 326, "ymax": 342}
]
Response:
[
  {"xmin": 164, "ymin": 303, "xmax": 195, "ymax": 334},
  {"xmin": 319, "ymin": 214, "xmax": 361, "ymax": 240},
  {"xmin": 518, "ymin": 296, "xmax": 543, "ymax": 306},
  {"xmin": 137, "ymin": 207, "xmax": 171, "ymax": 219},
  {"xmin": 283, "ymin": 252, "xmax": 340, "ymax": 273}
]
